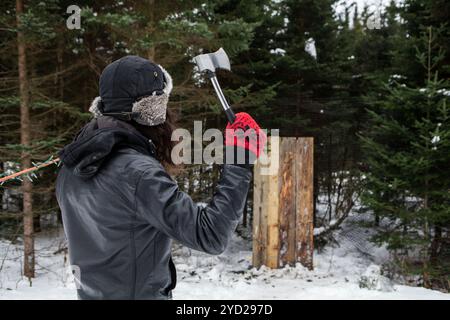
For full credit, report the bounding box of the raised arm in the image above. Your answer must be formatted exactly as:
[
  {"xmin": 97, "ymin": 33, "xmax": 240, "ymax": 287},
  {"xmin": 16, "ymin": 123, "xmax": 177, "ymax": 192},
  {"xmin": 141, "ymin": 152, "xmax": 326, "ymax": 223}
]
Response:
[{"xmin": 135, "ymin": 163, "xmax": 251, "ymax": 254}]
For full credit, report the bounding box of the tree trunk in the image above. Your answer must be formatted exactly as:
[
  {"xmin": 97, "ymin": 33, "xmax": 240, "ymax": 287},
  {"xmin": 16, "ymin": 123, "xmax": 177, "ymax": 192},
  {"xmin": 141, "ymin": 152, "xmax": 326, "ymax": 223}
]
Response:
[
  {"xmin": 242, "ymin": 193, "xmax": 248, "ymax": 228},
  {"xmin": 16, "ymin": 0, "xmax": 35, "ymax": 279},
  {"xmin": 430, "ymin": 226, "xmax": 442, "ymax": 264},
  {"xmin": 147, "ymin": 0, "xmax": 156, "ymax": 61},
  {"xmin": 327, "ymin": 134, "xmax": 332, "ymax": 221}
]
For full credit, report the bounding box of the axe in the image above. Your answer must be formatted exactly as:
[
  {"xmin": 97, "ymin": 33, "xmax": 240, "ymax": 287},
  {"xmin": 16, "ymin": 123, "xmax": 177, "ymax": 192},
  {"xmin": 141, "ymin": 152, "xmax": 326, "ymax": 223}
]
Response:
[{"xmin": 194, "ymin": 48, "xmax": 236, "ymax": 123}]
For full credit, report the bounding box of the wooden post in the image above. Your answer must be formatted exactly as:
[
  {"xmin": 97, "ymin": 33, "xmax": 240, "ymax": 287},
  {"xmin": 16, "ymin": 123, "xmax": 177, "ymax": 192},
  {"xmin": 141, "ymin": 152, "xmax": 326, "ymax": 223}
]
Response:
[{"xmin": 252, "ymin": 137, "xmax": 314, "ymax": 270}]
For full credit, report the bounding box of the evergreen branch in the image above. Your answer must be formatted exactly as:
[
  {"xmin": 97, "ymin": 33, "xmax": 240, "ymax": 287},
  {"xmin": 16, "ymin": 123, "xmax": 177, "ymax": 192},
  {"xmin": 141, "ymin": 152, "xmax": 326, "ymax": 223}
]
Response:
[{"xmin": 0, "ymin": 156, "xmax": 60, "ymax": 185}]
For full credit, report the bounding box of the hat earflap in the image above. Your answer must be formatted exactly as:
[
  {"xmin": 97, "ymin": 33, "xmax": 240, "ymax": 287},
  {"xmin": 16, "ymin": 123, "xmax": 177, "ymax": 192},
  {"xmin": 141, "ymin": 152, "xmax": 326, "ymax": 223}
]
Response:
[
  {"xmin": 130, "ymin": 65, "xmax": 172, "ymax": 126},
  {"xmin": 89, "ymin": 96, "xmax": 102, "ymax": 118},
  {"xmin": 131, "ymin": 93, "xmax": 168, "ymax": 126}
]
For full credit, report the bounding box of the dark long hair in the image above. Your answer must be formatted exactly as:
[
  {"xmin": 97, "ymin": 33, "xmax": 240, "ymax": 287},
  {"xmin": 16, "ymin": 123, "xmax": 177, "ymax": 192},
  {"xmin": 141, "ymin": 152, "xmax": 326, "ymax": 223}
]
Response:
[{"xmin": 130, "ymin": 109, "xmax": 178, "ymax": 172}]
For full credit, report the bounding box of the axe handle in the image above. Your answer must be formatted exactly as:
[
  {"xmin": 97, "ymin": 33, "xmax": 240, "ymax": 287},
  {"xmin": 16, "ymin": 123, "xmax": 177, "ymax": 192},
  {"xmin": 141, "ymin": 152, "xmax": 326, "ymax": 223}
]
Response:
[
  {"xmin": 209, "ymin": 74, "xmax": 236, "ymax": 123},
  {"xmin": 224, "ymin": 108, "xmax": 236, "ymax": 124}
]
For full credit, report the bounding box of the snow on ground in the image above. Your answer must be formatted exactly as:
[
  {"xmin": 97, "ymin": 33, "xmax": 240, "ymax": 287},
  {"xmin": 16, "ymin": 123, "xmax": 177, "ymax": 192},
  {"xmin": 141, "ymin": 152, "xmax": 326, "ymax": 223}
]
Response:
[
  {"xmin": 0, "ymin": 229, "xmax": 76, "ymax": 300},
  {"xmin": 0, "ymin": 220, "xmax": 449, "ymax": 300}
]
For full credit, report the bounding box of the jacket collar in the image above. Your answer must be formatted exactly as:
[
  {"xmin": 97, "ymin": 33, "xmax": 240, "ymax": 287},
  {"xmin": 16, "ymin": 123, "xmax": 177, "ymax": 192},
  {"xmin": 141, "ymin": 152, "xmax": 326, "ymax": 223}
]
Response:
[{"xmin": 59, "ymin": 116, "xmax": 155, "ymax": 178}]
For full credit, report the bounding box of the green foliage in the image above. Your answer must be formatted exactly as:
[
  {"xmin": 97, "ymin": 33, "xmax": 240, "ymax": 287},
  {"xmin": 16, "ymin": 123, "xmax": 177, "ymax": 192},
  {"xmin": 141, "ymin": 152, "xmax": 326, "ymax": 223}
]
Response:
[
  {"xmin": 361, "ymin": 27, "xmax": 450, "ymax": 287},
  {"xmin": 217, "ymin": 19, "xmax": 257, "ymax": 55},
  {"xmin": 16, "ymin": 0, "xmax": 61, "ymax": 41}
]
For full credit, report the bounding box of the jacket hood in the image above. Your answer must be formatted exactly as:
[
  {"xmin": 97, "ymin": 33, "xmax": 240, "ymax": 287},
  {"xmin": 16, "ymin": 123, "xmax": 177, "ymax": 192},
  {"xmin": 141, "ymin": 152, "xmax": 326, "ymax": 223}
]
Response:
[{"xmin": 59, "ymin": 116, "xmax": 155, "ymax": 178}]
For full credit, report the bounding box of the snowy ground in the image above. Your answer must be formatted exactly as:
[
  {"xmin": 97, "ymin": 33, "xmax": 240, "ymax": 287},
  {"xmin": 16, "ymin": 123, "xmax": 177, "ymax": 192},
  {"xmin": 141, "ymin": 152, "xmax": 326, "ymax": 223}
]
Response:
[{"xmin": 0, "ymin": 217, "xmax": 449, "ymax": 300}]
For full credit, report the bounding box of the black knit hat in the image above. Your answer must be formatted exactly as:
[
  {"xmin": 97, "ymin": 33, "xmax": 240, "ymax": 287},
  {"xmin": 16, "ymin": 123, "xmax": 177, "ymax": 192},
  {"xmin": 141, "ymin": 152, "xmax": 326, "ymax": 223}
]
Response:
[{"xmin": 89, "ymin": 55, "xmax": 173, "ymax": 126}]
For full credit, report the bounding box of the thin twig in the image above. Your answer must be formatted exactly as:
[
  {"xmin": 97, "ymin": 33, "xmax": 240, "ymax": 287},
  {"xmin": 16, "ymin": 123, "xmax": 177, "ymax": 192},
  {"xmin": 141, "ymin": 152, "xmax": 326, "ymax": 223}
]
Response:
[{"xmin": 0, "ymin": 158, "xmax": 60, "ymax": 184}]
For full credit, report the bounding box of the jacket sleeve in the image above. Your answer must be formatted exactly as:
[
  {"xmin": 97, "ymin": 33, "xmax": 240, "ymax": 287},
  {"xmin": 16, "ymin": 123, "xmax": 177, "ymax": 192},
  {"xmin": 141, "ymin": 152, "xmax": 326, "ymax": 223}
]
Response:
[{"xmin": 135, "ymin": 164, "xmax": 252, "ymax": 255}]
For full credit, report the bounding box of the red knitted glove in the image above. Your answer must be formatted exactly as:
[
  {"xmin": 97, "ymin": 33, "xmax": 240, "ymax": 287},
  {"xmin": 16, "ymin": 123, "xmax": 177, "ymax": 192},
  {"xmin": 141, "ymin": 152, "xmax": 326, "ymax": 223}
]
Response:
[{"xmin": 224, "ymin": 112, "xmax": 266, "ymax": 159}]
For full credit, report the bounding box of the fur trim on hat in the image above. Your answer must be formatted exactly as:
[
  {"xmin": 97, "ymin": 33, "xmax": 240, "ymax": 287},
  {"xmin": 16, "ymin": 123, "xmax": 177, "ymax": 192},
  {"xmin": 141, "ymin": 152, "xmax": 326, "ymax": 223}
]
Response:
[
  {"xmin": 89, "ymin": 96, "xmax": 102, "ymax": 118},
  {"xmin": 158, "ymin": 65, "xmax": 173, "ymax": 95},
  {"xmin": 131, "ymin": 93, "xmax": 168, "ymax": 126}
]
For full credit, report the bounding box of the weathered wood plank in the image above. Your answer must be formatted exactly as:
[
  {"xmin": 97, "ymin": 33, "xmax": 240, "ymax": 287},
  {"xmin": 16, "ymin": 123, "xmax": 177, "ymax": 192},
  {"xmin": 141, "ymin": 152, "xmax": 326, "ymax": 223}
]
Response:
[
  {"xmin": 278, "ymin": 138, "xmax": 296, "ymax": 266},
  {"xmin": 259, "ymin": 150, "xmax": 270, "ymax": 267},
  {"xmin": 265, "ymin": 166, "xmax": 280, "ymax": 268},
  {"xmin": 296, "ymin": 138, "xmax": 314, "ymax": 270},
  {"xmin": 252, "ymin": 159, "xmax": 264, "ymax": 268}
]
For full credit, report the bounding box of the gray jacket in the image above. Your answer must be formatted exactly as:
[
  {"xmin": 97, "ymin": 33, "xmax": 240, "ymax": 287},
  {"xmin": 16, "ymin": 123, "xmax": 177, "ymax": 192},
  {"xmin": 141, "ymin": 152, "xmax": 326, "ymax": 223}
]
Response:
[{"xmin": 56, "ymin": 117, "xmax": 251, "ymax": 299}]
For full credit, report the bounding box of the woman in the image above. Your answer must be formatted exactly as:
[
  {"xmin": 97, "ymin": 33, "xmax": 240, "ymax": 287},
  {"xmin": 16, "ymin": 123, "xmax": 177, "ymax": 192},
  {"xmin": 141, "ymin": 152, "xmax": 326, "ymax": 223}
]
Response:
[{"xmin": 56, "ymin": 55, "xmax": 265, "ymax": 300}]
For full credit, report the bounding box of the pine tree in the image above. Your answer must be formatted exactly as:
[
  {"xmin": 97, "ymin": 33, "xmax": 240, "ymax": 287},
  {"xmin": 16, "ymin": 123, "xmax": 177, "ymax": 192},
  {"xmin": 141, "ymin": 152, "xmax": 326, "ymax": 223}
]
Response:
[
  {"xmin": 75, "ymin": 0, "xmax": 260, "ymax": 126},
  {"xmin": 361, "ymin": 27, "xmax": 450, "ymax": 288},
  {"xmin": 15, "ymin": 0, "xmax": 34, "ymax": 279},
  {"xmin": 400, "ymin": 0, "xmax": 450, "ymax": 82},
  {"xmin": 1, "ymin": 0, "xmax": 90, "ymax": 277},
  {"xmin": 274, "ymin": 0, "xmax": 371, "ymax": 228}
]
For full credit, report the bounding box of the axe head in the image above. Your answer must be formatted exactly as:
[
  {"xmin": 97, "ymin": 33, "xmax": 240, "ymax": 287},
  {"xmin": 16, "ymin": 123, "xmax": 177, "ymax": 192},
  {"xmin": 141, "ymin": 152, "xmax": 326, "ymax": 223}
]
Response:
[{"xmin": 193, "ymin": 48, "xmax": 231, "ymax": 74}]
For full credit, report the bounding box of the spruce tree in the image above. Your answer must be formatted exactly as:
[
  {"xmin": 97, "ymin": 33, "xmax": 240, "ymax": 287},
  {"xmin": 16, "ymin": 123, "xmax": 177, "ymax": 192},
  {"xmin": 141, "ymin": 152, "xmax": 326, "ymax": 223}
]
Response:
[{"xmin": 361, "ymin": 27, "xmax": 450, "ymax": 287}]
